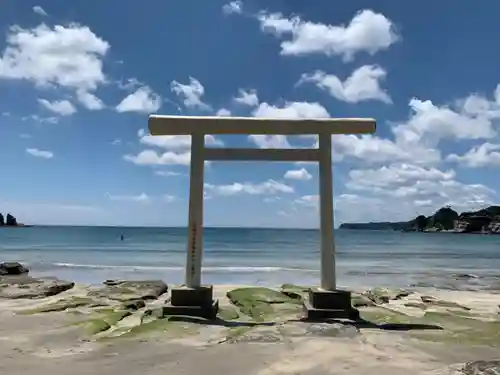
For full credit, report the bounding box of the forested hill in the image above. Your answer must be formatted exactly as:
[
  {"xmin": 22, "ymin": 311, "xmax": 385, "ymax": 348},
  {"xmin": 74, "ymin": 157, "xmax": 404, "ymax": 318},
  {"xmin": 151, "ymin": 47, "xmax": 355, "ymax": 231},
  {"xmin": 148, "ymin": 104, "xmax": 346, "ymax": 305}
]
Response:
[{"xmin": 339, "ymin": 206, "xmax": 500, "ymax": 233}]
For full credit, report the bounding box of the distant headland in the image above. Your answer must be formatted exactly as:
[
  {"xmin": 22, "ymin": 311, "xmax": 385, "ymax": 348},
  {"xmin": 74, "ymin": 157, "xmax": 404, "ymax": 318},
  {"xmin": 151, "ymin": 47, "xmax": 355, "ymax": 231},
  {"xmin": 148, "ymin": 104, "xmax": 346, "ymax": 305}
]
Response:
[
  {"xmin": 0, "ymin": 213, "xmax": 27, "ymax": 227},
  {"xmin": 339, "ymin": 205, "xmax": 500, "ymax": 234}
]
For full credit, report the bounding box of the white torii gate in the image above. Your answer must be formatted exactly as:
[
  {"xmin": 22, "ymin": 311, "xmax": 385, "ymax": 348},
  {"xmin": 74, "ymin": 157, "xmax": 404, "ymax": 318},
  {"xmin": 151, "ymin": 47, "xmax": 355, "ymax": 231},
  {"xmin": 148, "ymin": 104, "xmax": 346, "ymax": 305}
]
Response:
[{"xmin": 148, "ymin": 115, "xmax": 376, "ymax": 319}]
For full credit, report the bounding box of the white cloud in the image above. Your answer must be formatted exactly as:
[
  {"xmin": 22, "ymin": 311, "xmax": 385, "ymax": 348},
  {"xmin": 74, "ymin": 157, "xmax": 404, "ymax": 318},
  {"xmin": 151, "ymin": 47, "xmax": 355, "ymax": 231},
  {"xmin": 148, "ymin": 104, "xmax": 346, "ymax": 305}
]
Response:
[
  {"xmin": 117, "ymin": 77, "xmax": 143, "ymax": 91},
  {"xmin": 155, "ymin": 170, "xmax": 183, "ymax": 177},
  {"xmin": 329, "ymin": 134, "xmax": 441, "ymax": 165},
  {"xmin": 342, "ymin": 163, "xmax": 496, "ymax": 218},
  {"xmin": 222, "ymin": 1, "xmax": 243, "ymax": 15},
  {"xmin": 116, "ymin": 86, "xmax": 161, "ymax": 114},
  {"xmin": 204, "ymin": 179, "xmax": 294, "ymax": 196},
  {"xmin": 171, "ymin": 77, "xmax": 211, "ymax": 110},
  {"xmin": 22, "ymin": 114, "xmax": 58, "ymax": 124},
  {"xmin": 258, "ymin": 9, "xmax": 399, "ymax": 60},
  {"xmin": 447, "ymin": 143, "xmax": 500, "ymax": 168},
  {"xmin": 0, "ymin": 24, "xmax": 109, "ymax": 91},
  {"xmin": 124, "ymin": 150, "xmax": 192, "ymax": 166},
  {"xmin": 284, "ymin": 168, "xmax": 312, "ymax": 180},
  {"xmin": 253, "ymin": 101, "xmax": 329, "ymax": 118},
  {"xmin": 106, "ymin": 192, "xmax": 151, "ymax": 203},
  {"xmin": 111, "ymin": 139, "xmax": 122, "ymax": 145},
  {"xmin": 163, "ymin": 195, "xmax": 177, "ymax": 203},
  {"xmin": 126, "ymin": 129, "xmax": 223, "ymax": 167},
  {"xmin": 393, "ymin": 98, "xmax": 496, "ymax": 148},
  {"xmin": 248, "ymin": 134, "xmax": 291, "ymax": 149},
  {"xmin": 77, "ymin": 89, "xmax": 105, "ymax": 110},
  {"xmin": 294, "ymin": 194, "xmax": 319, "ymax": 208},
  {"xmin": 26, "ymin": 148, "xmax": 53, "ymax": 159},
  {"xmin": 314, "ymin": 90, "xmax": 500, "ymax": 166},
  {"xmin": 346, "ymin": 164, "xmax": 456, "ymax": 190},
  {"xmin": 216, "ymin": 108, "xmax": 231, "ymax": 116},
  {"xmin": 288, "ymin": 158, "xmax": 497, "ymax": 225},
  {"xmin": 32, "ymin": 6, "xmax": 48, "ymax": 16},
  {"xmin": 38, "ymin": 98, "xmax": 77, "ymax": 116},
  {"xmin": 138, "ymin": 131, "xmax": 223, "ymax": 150},
  {"xmin": 246, "ymin": 91, "xmax": 498, "ymax": 167},
  {"xmin": 234, "ymin": 89, "xmax": 259, "ymax": 107},
  {"xmin": 298, "ymin": 65, "xmax": 391, "ymax": 104}
]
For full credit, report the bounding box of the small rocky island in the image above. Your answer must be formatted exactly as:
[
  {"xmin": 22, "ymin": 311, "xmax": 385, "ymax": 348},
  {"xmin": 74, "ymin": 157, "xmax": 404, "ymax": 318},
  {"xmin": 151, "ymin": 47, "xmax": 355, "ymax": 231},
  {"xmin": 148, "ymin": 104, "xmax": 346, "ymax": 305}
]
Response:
[
  {"xmin": 0, "ymin": 213, "xmax": 25, "ymax": 227},
  {"xmin": 340, "ymin": 205, "xmax": 500, "ymax": 234}
]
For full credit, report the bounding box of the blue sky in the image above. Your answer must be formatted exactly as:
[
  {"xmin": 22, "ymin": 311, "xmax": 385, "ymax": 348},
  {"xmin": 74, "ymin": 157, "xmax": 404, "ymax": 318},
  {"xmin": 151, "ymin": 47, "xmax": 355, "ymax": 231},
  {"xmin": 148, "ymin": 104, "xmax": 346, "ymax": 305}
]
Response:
[{"xmin": 1, "ymin": 0, "xmax": 500, "ymax": 227}]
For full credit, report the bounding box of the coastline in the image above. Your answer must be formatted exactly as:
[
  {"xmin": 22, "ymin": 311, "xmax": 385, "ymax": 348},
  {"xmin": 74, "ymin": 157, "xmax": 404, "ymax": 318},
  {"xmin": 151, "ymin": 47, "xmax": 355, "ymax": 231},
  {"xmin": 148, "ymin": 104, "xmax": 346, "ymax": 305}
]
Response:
[{"xmin": 0, "ymin": 275, "xmax": 499, "ymax": 374}]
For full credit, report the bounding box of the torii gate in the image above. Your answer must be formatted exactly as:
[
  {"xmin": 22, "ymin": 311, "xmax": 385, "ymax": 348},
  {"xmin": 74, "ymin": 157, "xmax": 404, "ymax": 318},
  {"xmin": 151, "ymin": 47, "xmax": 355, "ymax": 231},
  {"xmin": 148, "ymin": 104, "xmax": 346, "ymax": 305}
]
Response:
[{"xmin": 148, "ymin": 115, "xmax": 376, "ymax": 320}]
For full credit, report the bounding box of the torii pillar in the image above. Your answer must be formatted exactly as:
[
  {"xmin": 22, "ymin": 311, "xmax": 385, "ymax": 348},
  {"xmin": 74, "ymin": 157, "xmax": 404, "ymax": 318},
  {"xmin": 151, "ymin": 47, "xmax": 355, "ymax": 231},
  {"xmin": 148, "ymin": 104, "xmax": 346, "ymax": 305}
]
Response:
[{"xmin": 148, "ymin": 115, "xmax": 376, "ymax": 320}]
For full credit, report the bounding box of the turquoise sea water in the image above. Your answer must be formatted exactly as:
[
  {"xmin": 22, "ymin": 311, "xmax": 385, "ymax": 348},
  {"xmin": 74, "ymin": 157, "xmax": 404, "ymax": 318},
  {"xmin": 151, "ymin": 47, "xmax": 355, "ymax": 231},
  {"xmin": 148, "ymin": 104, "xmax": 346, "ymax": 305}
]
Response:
[{"xmin": 1, "ymin": 226, "xmax": 500, "ymax": 290}]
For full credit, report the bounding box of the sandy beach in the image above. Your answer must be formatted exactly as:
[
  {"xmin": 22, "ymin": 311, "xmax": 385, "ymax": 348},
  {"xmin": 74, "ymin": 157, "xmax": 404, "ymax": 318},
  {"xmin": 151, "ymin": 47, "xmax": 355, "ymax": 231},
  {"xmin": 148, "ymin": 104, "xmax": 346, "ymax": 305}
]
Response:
[{"xmin": 0, "ymin": 274, "xmax": 499, "ymax": 375}]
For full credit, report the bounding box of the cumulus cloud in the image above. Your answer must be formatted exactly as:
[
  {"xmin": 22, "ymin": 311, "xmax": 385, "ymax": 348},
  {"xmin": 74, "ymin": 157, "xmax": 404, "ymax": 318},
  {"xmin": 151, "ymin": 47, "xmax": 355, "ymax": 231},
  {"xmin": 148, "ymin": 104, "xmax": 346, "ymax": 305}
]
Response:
[
  {"xmin": 284, "ymin": 168, "xmax": 312, "ymax": 180},
  {"xmin": 124, "ymin": 150, "xmax": 191, "ymax": 166},
  {"xmin": 0, "ymin": 23, "xmax": 111, "ymax": 113},
  {"xmin": 234, "ymin": 89, "xmax": 259, "ymax": 107},
  {"xmin": 337, "ymin": 163, "xmax": 496, "ymax": 221},
  {"xmin": 116, "ymin": 86, "xmax": 161, "ymax": 114},
  {"xmin": 253, "ymin": 101, "xmax": 329, "ymax": 118},
  {"xmin": 248, "ymin": 134, "xmax": 292, "ymax": 149},
  {"xmin": 222, "ymin": 1, "xmax": 243, "ymax": 15},
  {"xmin": 258, "ymin": 9, "xmax": 399, "ymax": 60},
  {"xmin": 77, "ymin": 90, "xmax": 105, "ymax": 110},
  {"xmin": 125, "ymin": 129, "xmax": 224, "ymax": 167},
  {"xmin": 204, "ymin": 179, "xmax": 294, "ymax": 196},
  {"xmin": 447, "ymin": 143, "xmax": 500, "ymax": 168},
  {"xmin": 216, "ymin": 108, "xmax": 231, "ymax": 116},
  {"xmin": 137, "ymin": 128, "xmax": 223, "ymax": 149},
  {"xmin": 38, "ymin": 98, "xmax": 77, "ymax": 116},
  {"xmin": 106, "ymin": 192, "xmax": 151, "ymax": 203},
  {"xmin": 0, "ymin": 24, "xmax": 109, "ymax": 91},
  {"xmin": 298, "ymin": 65, "xmax": 391, "ymax": 104},
  {"xmin": 26, "ymin": 148, "xmax": 53, "ymax": 159},
  {"xmin": 32, "ymin": 6, "xmax": 48, "ymax": 16},
  {"xmin": 171, "ymin": 77, "xmax": 211, "ymax": 111}
]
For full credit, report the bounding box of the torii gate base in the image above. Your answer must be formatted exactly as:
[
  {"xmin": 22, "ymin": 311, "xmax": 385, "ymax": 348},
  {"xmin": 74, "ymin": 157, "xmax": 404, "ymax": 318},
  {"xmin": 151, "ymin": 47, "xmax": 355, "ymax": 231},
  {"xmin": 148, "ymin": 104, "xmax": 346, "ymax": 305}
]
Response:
[
  {"xmin": 303, "ymin": 288, "xmax": 360, "ymax": 320},
  {"xmin": 164, "ymin": 285, "xmax": 218, "ymax": 320},
  {"xmin": 148, "ymin": 115, "xmax": 376, "ymax": 321}
]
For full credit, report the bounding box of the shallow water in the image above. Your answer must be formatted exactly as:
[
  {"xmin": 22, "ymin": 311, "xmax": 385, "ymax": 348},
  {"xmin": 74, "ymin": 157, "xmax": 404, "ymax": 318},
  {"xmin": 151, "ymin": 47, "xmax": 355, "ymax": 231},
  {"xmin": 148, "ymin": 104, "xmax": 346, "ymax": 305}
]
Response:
[{"xmin": 1, "ymin": 226, "xmax": 499, "ymax": 290}]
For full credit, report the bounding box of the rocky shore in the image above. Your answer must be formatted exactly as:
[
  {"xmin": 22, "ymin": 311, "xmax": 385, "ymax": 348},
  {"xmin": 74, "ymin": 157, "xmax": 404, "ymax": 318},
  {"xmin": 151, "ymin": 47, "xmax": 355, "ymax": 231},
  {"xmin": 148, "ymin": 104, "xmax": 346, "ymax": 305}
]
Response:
[
  {"xmin": 340, "ymin": 205, "xmax": 500, "ymax": 234},
  {"xmin": 0, "ymin": 261, "xmax": 499, "ymax": 375}
]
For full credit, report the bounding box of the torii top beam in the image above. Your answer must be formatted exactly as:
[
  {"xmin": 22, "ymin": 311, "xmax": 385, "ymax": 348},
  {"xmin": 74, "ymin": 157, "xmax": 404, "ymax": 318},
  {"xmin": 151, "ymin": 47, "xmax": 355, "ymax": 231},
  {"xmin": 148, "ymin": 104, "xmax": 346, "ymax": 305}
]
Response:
[{"xmin": 148, "ymin": 115, "xmax": 376, "ymax": 135}]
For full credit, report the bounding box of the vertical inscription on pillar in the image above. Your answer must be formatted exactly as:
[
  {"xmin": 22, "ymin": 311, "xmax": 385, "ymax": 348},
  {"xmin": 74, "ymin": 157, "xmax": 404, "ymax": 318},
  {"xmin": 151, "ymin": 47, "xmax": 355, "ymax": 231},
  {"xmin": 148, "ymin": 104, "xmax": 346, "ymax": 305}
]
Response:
[{"xmin": 189, "ymin": 222, "xmax": 197, "ymax": 286}]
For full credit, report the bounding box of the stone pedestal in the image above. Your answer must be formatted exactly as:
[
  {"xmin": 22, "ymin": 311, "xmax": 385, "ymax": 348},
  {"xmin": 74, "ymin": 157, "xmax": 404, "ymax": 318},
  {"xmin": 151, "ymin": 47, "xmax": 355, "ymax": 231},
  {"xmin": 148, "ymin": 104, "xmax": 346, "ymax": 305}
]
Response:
[
  {"xmin": 303, "ymin": 288, "xmax": 359, "ymax": 320},
  {"xmin": 163, "ymin": 285, "xmax": 218, "ymax": 319}
]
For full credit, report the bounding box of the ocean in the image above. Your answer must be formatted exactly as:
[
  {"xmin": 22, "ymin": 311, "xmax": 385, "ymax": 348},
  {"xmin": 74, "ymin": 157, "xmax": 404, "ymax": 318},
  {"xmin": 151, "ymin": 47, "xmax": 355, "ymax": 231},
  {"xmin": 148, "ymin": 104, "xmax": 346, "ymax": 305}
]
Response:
[{"xmin": 1, "ymin": 226, "xmax": 500, "ymax": 291}]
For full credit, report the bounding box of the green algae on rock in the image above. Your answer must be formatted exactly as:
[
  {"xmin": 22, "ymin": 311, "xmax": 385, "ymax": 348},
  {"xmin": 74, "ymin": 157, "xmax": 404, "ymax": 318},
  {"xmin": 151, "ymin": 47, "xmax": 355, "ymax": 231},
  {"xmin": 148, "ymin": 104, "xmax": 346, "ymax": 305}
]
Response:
[
  {"xmin": 360, "ymin": 307, "xmax": 416, "ymax": 325},
  {"xmin": 351, "ymin": 293, "xmax": 376, "ymax": 307},
  {"xmin": 16, "ymin": 296, "xmax": 104, "ymax": 315},
  {"xmin": 88, "ymin": 280, "xmax": 168, "ymax": 302},
  {"xmin": 121, "ymin": 299, "xmax": 146, "ymax": 311},
  {"xmin": 217, "ymin": 305, "xmax": 240, "ymax": 321},
  {"xmin": 120, "ymin": 317, "xmax": 198, "ymax": 339},
  {"xmin": 226, "ymin": 287, "xmax": 301, "ymax": 322},
  {"xmin": 404, "ymin": 302, "xmax": 428, "ymax": 309},
  {"xmin": 280, "ymin": 284, "xmax": 309, "ymax": 300},
  {"xmin": 84, "ymin": 319, "xmax": 112, "ymax": 335},
  {"xmin": 422, "ymin": 298, "xmax": 471, "ymax": 311},
  {"xmin": 362, "ymin": 287, "xmax": 411, "ymax": 305}
]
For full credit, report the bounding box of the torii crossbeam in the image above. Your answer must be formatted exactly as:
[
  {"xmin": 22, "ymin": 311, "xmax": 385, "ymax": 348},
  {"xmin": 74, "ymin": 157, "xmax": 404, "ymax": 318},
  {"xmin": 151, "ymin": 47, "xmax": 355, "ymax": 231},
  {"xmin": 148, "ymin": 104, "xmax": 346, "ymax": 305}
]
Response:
[{"xmin": 148, "ymin": 115, "xmax": 376, "ymax": 320}]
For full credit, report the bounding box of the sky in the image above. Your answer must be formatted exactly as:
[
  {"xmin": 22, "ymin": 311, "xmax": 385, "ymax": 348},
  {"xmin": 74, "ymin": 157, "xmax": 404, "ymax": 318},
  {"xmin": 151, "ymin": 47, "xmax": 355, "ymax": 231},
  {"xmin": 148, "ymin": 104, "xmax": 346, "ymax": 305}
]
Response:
[{"xmin": 1, "ymin": 0, "xmax": 500, "ymax": 228}]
